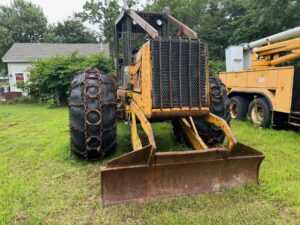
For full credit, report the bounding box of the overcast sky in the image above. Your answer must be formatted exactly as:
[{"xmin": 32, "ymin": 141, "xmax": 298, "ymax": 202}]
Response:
[
  {"xmin": 0, "ymin": 0, "xmax": 147, "ymax": 24},
  {"xmin": 0, "ymin": 0, "xmax": 88, "ymax": 23}
]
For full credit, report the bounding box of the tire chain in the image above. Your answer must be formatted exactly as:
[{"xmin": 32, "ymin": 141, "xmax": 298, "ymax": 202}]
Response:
[
  {"xmin": 70, "ymin": 69, "xmax": 117, "ymax": 159},
  {"xmin": 206, "ymin": 76, "xmax": 231, "ymax": 145}
]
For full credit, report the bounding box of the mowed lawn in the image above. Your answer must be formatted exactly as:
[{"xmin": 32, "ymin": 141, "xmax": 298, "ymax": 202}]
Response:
[{"xmin": 0, "ymin": 104, "xmax": 299, "ymax": 225}]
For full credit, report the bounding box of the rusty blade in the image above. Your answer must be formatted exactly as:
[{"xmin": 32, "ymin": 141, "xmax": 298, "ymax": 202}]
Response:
[{"xmin": 101, "ymin": 142, "xmax": 264, "ymax": 206}]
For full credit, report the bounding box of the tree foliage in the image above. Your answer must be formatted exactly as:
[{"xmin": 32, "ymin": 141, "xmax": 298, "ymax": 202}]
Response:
[
  {"xmin": 44, "ymin": 18, "xmax": 98, "ymax": 43},
  {"xmin": 26, "ymin": 53, "xmax": 113, "ymax": 106},
  {"xmin": 148, "ymin": 0, "xmax": 300, "ymax": 60},
  {"xmin": 0, "ymin": 0, "xmax": 47, "ymax": 72},
  {"xmin": 228, "ymin": 0, "xmax": 300, "ymax": 44},
  {"xmin": 0, "ymin": 0, "xmax": 47, "ymax": 42},
  {"xmin": 0, "ymin": 26, "xmax": 12, "ymax": 73},
  {"xmin": 0, "ymin": 0, "xmax": 99, "ymax": 74},
  {"xmin": 75, "ymin": 0, "xmax": 137, "ymax": 49}
]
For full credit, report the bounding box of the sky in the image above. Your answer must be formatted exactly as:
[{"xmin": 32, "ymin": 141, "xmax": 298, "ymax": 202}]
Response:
[
  {"xmin": 0, "ymin": 0, "xmax": 88, "ymax": 23},
  {"xmin": 0, "ymin": 0, "xmax": 148, "ymax": 24}
]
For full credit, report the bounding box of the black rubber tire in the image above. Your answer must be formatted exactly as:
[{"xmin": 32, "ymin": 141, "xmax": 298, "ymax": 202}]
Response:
[
  {"xmin": 229, "ymin": 96, "xmax": 248, "ymax": 120},
  {"xmin": 69, "ymin": 69, "xmax": 117, "ymax": 160},
  {"xmin": 248, "ymin": 97, "xmax": 271, "ymax": 128},
  {"xmin": 193, "ymin": 76, "xmax": 231, "ymax": 147},
  {"xmin": 172, "ymin": 76, "xmax": 231, "ymax": 147},
  {"xmin": 171, "ymin": 119, "xmax": 190, "ymax": 146}
]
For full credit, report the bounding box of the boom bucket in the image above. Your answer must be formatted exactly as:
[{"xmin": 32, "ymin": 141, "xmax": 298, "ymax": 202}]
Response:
[{"xmin": 101, "ymin": 143, "xmax": 264, "ymax": 206}]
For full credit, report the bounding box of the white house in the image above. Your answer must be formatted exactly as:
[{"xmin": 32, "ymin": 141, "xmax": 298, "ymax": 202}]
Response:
[{"xmin": 2, "ymin": 43, "xmax": 110, "ymax": 95}]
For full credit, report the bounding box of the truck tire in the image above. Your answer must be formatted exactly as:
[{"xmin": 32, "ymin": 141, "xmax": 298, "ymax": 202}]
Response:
[
  {"xmin": 172, "ymin": 77, "xmax": 231, "ymax": 147},
  {"xmin": 248, "ymin": 97, "xmax": 271, "ymax": 128},
  {"xmin": 69, "ymin": 69, "xmax": 117, "ymax": 160},
  {"xmin": 229, "ymin": 96, "xmax": 248, "ymax": 120}
]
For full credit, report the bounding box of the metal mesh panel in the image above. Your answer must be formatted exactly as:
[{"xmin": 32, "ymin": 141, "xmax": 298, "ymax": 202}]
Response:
[
  {"xmin": 171, "ymin": 40, "xmax": 180, "ymax": 106},
  {"xmin": 151, "ymin": 38, "xmax": 208, "ymax": 109},
  {"xmin": 116, "ymin": 11, "xmax": 168, "ymax": 87},
  {"xmin": 119, "ymin": 12, "xmax": 168, "ymax": 67},
  {"xmin": 190, "ymin": 41, "xmax": 200, "ymax": 106},
  {"xmin": 181, "ymin": 41, "xmax": 190, "ymax": 106},
  {"xmin": 199, "ymin": 42, "xmax": 207, "ymax": 102},
  {"xmin": 161, "ymin": 40, "xmax": 171, "ymax": 106},
  {"xmin": 132, "ymin": 12, "xmax": 167, "ymax": 36}
]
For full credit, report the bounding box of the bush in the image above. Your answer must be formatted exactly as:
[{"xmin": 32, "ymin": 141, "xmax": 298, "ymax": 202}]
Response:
[
  {"xmin": 25, "ymin": 52, "xmax": 113, "ymax": 106},
  {"xmin": 209, "ymin": 60, "xmax": 226, "ymax": 77}
]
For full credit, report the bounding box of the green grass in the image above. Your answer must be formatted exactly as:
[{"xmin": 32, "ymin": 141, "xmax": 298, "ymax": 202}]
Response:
[{"xmin": 0, "ymin": 104, "xmax": 299, "ymax": 224}]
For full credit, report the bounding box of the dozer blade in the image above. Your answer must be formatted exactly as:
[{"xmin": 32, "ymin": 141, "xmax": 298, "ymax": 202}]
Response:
[{"xmin": 101, "ymin": 143, "xmax": 264, "ymax": 206}]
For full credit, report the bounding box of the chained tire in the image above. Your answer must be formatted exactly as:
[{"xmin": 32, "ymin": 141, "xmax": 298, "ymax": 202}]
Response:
[
  {"xmin": 69, "ymin": 69, "xmax": 117, "ymax": 160},
  {"xmin": 172, "ymin": 76, "xmax": 231, "ymax": 147}
]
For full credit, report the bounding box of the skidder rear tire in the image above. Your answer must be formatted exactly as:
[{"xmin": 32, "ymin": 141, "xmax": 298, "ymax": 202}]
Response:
[
  {"xmin": 69, "ymin": 69, "xmax": 117, "ymax": 160},
  {"xmin": 172, "ymin": 76, "xmax": 231, "ymax": 147},
  {"xmin": 194, "ymin": 76, "xmax": 231, "ymax": 147}
]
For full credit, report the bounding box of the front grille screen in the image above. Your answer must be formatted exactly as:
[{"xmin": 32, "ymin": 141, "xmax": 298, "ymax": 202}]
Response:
[{"xmin": 151, "ymin": 38, "xmax": 208, "ymax": 108}]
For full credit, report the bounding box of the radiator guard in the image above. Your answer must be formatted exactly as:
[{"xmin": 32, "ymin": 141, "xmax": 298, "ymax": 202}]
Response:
[{"xmin": 151, "ymin": 38, "xmax": 209, "ymax": 109}]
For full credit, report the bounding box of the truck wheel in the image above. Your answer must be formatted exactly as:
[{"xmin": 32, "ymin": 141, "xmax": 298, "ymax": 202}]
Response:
[
  {"xmin": 229, "ymin": 96, "xmax": 248, "ymax": 120},
  {"xmin": 69, "ymin": 69, "xmax": 117, "ymax": 160},
  {"xmin": 248, "ymin": 97, "xmax": 271, "ymax": 128}
]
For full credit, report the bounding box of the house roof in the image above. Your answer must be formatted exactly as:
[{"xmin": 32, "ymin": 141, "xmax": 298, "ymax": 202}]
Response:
[{"xmin": 2, "ymin": 43, "xmax": 110, "ymax": 63}]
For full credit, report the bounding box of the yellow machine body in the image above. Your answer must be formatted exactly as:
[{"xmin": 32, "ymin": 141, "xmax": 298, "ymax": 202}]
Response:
[
  {"xmin": 127, "ymin": 41, "xmax": 210, "ymax": 119},
  {"xmin": 100, "ymin": 9, "xmax": 264, "ymax": 206}
]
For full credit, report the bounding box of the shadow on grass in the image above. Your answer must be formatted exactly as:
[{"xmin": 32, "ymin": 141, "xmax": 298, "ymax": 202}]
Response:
[{"xmin": 66, "ymin": 121, "xmax": 189, "ymax": 166}]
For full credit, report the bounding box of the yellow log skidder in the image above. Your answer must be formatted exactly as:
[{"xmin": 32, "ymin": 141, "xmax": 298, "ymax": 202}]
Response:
[{"xmin": 69, "ymin": 8, "xmax": 264, "ymax": 206}]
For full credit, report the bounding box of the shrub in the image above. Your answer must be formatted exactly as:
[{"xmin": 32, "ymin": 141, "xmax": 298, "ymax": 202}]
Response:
[
  {"xmin": 25, "ymin": 52, "xmax": 113, "ymax": 106},
  {"xmin": 209, "ymin": 60, "xmax": 226, "ymax": 77}
]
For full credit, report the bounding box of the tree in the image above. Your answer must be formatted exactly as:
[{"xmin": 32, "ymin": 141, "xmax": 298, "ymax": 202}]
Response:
[
  {"xmin": 44, "ymin": 18, "xmax": 98, "ymax": 43},
  {"xmin": 76, "ymin": 0, "xmax": 137, "ymax": 50},
  {"xmin": 228, "ymin": 0, "xmax": 300, "ymax": 44},
  {"xmin": 0, "ymin": 0, "xmax": 47, "ymax": 42},
  {"xmin": 148, "ymin": 0, "xmax": 300, "ymax": 60},
  {"xmin": 0, "ymin": 26, "xmax": 13, "ymax": 73},
  {"xmin": 0, "ymin": 0, "xmax": 47, "ymax": 71},
  {"xmin": 147, "ymin": 0, "xmax": 243, "ymax": 59}
]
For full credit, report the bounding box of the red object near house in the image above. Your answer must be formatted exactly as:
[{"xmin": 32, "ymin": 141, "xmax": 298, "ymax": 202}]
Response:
[{"xmin": 15, "ymin": 73, "xmax": 24, "ymax": 81}]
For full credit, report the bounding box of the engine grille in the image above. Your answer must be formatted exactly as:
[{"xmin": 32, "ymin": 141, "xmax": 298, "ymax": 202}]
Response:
[
  {"xmin": 151, "ymin": 38, "xmax": 208, "ymax": 109},
  {"xmin": 291, "ymin": 67, "xmax": 300, "ymax": 112}
]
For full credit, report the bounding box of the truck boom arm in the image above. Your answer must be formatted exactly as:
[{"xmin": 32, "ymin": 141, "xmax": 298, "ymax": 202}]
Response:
[{"xmin": 251, "ymin": 37, "xmax": 300, "ymax": 68}]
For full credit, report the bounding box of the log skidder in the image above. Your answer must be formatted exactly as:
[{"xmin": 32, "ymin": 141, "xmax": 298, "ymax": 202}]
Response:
[{"xmin": 68, "ymin": 9, "xmax": 264, "ymax": 206}]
